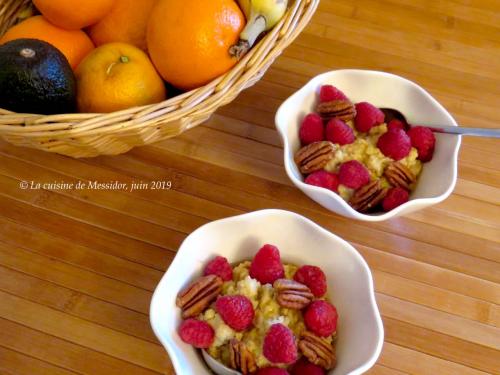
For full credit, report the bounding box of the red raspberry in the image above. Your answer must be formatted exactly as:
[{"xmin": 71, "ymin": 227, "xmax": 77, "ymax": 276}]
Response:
[
  {"xmin": 299, "ymin": 113, "xmax": 325, "ymax": 145},
  {"xmin": 304, "ymin": 300, "xmax": 338, "ymax": 337},
  {"xmin": 215, "ymin": 295, "xmax": 254, "ymax": 331},
  {"xmin": 305, "ymin": 171, "xmax": 339, "ymax": 193},
  {"xmin": 387, "ymin": 119, "xmax": 406, "ymax": 132},
  {"xmin": 178, "ymin": 319, "xmax": 214, "ymax": 348},
  {"xmin": 319, "ymin": 85, "xmax": 348, "ymax": 102},
  {"xmin": 249, "ymin": 244, "xmax": 285, "ymax": 284},
  {"xmin": 256, "ymin": 368, "xmax": 290, "ymax": 375},
  {"xmin": 325, "ymin": 119, "xmax": 355, "ymax": 145},
  {"xmin": 263, "ymin": 324, "xmax": 298, "ymax": 364},
  {"xmin": 354, "ymin": 102, "xmax": 385, "ymax": 132},
  {"xmin": 291, "ymin": 358, "xmax": 325, "ymax": 375},
  {"xmin": 203, "ymin": 256, "xmax": 233, "ymax": 281},
  {"xmin": 377, "ymin": 128, "xmax": 411, "ymax": 160},
  {"xmin": 293, "ymin": 265, "xmax": 327, "ymax": 297},
  {"xmin": 407, "ymin": 126, "xmax": 436, "ymax": 162},
  {"xmin": 382, "ymin": 187, "xmax": 409, "ymax": 212},
  {"xmin": 338, "ymin": 160, "xmax": 370, "ymax": 189}
]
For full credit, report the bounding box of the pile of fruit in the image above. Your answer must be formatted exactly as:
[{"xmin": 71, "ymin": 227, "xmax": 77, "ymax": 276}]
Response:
[
  {"xmin": 0, "ymin": 0, "xmax": 288, "ymax": 115},
  {"xmin": 294, "ymin": 84, "xmax": 436, "ymax": 213},
  {"xmin": 176, "ymin": 244, "xmax": 339, "ymax": 374}
]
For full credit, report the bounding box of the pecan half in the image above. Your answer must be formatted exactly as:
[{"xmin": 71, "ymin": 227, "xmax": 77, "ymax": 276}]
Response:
[
  {"xmin": 273, "ymin": 278, "xmax": 314, "ymax": 309},
  {"xmin": 294, "ymin": 141, "xmax": 336, "ymax": 174},
  {"xmin": 316, "ymin": 100, "xmax": 356, "ymax": 122},
  {"xmin": 229, "ymin": 339, "xmax": 257, "ymax": 374},
  {"xmin": 384, "ymin": 162, "xmax": 416, "ymax": 190},
  {"xmin": 176, "ymin": 275, "xmax": 223, "ymax": 318},
  {"xmin": 349, "ymin": 180, "xmax": 388, "ymax": 212},
  {"xmin": 298, "ymin": 331, "xmax": 336, "ymax": 370}
]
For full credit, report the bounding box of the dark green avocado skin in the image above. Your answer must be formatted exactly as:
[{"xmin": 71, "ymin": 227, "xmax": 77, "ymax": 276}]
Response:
[{"xmin": 0, "ymin": 38, "xmax": 76, "ymax": 114}]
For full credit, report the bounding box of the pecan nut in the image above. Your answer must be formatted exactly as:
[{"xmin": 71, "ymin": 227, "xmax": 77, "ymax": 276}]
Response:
[
  {"xmin": 229, "ymin": 339, "xmax": 257, "ymax": 374},
  {"xmin": 176, "ymin": 275, "xmax": 223, "ymax": 318},
  {"xmin": 294, "ymin": 141, "xmax": 337, "ymax": 174},
  {"xmin": 317, "ymin": 100, "xmax": 356, "ymax": 122},
  {"xmin": 273, "ymin": 278, "xmax": 314, "ymax": 309},
  {"xmin": 384, "ymin": 162, "xmax": 416, "ymax": 190},
  {"xmin": 298, "ymin": 331, "xmax": 336, "ymax": 370},
  {"xmin": 349, "ymin": 180, "xmax": 388, "ymax": 212}
]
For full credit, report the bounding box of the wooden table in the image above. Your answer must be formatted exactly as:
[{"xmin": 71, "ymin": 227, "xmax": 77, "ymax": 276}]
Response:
[{"xmin": 0, "ymin": 1, "xmax": 499, "ymax": 374}]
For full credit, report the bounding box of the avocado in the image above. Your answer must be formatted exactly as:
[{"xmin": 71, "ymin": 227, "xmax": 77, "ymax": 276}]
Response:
[{"xmin": 0, "ymin": 38, "xmax": 76, "ymax": 114}]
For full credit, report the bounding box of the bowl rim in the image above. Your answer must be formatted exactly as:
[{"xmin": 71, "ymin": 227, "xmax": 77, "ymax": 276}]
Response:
[
  {"xmin": 275, "ymin": 69, "xmax": 462, "ymax": 222},
  {"xmin": 149, "ymin": 209, "xmax": 385, "ymax": 375}
]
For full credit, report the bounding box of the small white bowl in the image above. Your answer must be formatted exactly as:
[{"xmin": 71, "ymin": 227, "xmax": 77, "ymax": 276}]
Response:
[
  {"xmin": 275, "ymin": 69, "xmax": 461, "ymax": 221},
  {"xmin": 150, "ymin": 209, "xmax": 384, "ymax": 375}
]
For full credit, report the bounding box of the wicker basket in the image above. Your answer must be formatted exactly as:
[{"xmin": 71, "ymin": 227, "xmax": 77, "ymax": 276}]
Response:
[{"xmin": 0, "ymin": 0, "xmax": 318, "ymax": 158}]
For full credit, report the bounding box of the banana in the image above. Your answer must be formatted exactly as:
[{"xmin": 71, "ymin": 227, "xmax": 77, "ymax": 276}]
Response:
[{"xmin": 230, "ymin": 0, "xmax": 288, "ymax": 58}]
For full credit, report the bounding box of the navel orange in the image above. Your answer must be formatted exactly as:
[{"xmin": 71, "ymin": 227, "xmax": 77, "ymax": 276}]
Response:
[
  {"xmin": 0, "ymin": 16, "xmax": 94, "ymax": 69},
  {"xmin": 75, "ymin": 43, "xmax": 166, "ymax": 113},
  {"xmin": 33, "ymin": 0, "xmax": 115, "ymax": 30},
  {"xmin": 88, "ymin": 0, "xmax": 158, "ymax": 51},
  {"xmin": 147, "ymin": 0, "xmax": 245, "ymax": 91}
]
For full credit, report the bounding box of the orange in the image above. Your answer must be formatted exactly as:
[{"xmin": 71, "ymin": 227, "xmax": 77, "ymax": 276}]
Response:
[
  {"xmin": 76, "ymin": 42, "xmax": 166, "ymax": 113},
  {"xmin": 88, "ymin": 0, "xmax": 158, "ymax": 51},
  {"xmin": 33, "ymin": 0, "xmax": 115, "ymax": 30},
  {"xmin": 147, "ymin": 0, "xmax": 245, "ymax": 91},
  {"xmin": 0, "ymin": 16, "xmax": 94, "ymax": 69}
]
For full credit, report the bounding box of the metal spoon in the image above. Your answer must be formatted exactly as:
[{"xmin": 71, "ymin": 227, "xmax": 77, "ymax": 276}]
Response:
[{"xmin": 380, "ymin": 108, "xmax": 500, "ymax": 138}]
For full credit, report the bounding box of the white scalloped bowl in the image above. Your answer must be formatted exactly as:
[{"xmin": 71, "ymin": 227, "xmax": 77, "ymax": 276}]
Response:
[
  {"xmin": 150, "ymin": 209, "xmax": 384, "ymax": 375},
  {"xmin": 276, "ymin": 70, "xmax": 461, "ymax": 221}
]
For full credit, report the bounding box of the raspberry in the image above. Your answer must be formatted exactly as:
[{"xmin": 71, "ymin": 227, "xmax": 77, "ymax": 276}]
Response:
[
  {"xmin": 407, "ymin": 126, "xmax": 436, "ymax": 162},
  {"xmin": 382, "ymin": 187, "xmax": 409, "ymax": 212},
  {"xmin": 304, "ymin": 300, "xmax": 338, "ymax": 337},
  {"xmin": 319, "ymin": 85, "xmax": 348, "ymax": 102},
  {"xmin": 249, "ymin": 244, "xmax": 285, "ymax": 284},
  {"xmin": 387, "ymin": 119, "xmax": 406, "ymax": 132},
  {"xmin": 293, "ymin": 265, "xmax": 327, "ymax": 297},
  {"xmin": 354, "ymin": 102, "xmax": 385, "ymax": 132},
  {"xmin": 305, "ymin": 171, "xmax": 339, "ymax": 193},
  {"xmin": 291, "ymin": 358, "xmax": 325, "ymax": 375},
  {"xmin": 215, "ymin": 295, "xmax": 254, "ymax": 331},
  {"xmin": 377, "ymin": 128, "xmax": 411, "ymax": 160},
  {"xmin": 256, "ymin": 368, "xmax": 290, "ymax": 375},
  {"xmin": 203, "ymin": 256, "xmax": 233, "ymax": 281},
  {"xmin": 299, "ymin": 113, "xmax": 325, "ymax": 145},
  {"xmin": 178, "ymin": 319, "xmax": 214, "ymax": 348},
  {"xmin": 338, "ymin": 160, "xmax": 370, "ymax": 189},
  {"xmin": 263, "ymin": 324, "xmax": 298, "ymax": 364},
  {"xmin": 325, "ymin": 119, "xmax": 355, "ymax": 145}
]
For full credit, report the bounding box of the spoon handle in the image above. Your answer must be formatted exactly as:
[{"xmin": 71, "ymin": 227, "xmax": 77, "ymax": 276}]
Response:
[{"xmin": 424, "ymin": 125, "xmax": 500, "ymax": 138}]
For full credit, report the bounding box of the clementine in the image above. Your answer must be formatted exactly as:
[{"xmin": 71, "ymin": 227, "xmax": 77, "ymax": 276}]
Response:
[
  {"xmin": 0, "ymin": 16, "xmax": 94, "ymax": 69},
  {"xmin": 88, "ymin": 0, "xmax": 158, "ymax": 51},
  {"xmin": 147, "ymin": 0, "xmax": 245, "ymax": 91},
  {"xmin": 33, "ymin": 0, "xmax": 115, "ymax": 30},
  {"xmin": 76, "ymin": 43, "xmax": 166, "ymax": 113}
]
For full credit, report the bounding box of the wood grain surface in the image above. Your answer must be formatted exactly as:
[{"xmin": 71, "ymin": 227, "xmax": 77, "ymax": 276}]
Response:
[{"xmin": 0, "ymin": 1, "xmax": 499, "ymax": 374}]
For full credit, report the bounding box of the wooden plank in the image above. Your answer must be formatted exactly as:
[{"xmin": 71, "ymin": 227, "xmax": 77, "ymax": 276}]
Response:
[
  {"xmin": 0, "ymin": 241, "xmax": 152, "ymax": 314},
  {"xmin": 0, "ymin": 216, "xmax": 163, "ymax": 291},
  {"xmin": 357, "ymin": 244, "xmax": 500, "ymax": 305},
  {"xmin": 383, "ymin": 317, "xmax": 500, "ymax": 373},
  {"xmin": 0, "ymin": 194, "xmax": 173, "ymax": 270},
  {"xmin": 379, "ymin": 342, "xmax": 490, "ymax": 375},
  {"xmin": 0, "ymin": 318, "xmax": 164, "ymax": 375},
  {"xmin": 0, "ymin": 346, "xmax": 77, "ymax": 375},
  {"xmin": 0, "ymin": 291, "xmax": 171, "ymax": 373},
  {"xmin": 378, "ymin": 294, "xmax": 500, "ymax": 351},
  {"xmin": 0, "ymin": 265, "xmax": 157, "ymax": 343}
]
